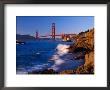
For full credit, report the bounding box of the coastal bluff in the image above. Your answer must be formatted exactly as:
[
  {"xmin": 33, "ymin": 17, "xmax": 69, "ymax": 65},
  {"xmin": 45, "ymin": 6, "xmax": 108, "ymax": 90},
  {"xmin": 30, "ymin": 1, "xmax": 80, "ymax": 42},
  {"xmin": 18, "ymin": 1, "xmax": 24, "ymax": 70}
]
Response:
[{"xmin": 60, "ymin": 28, "xmax": 94, "ymax": 74}]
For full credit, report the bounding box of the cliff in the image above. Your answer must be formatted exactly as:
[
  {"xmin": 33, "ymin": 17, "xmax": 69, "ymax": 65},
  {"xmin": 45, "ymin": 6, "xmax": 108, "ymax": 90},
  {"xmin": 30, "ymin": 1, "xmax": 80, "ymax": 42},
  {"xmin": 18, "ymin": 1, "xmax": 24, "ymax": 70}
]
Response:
[{"xmin": 60, "ymin": 28, "xmax": 94, "ymax": 74}]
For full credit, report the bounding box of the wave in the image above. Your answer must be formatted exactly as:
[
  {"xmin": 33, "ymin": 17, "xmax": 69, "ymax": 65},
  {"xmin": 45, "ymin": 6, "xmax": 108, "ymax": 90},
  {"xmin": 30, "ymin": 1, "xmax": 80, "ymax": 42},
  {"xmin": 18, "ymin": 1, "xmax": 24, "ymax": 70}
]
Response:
[
  {"xmin": 49, "ymin": 44, "xmax": 84, "ymax": 72},
  {"xmin": 56, "ymin": 44, "xmax": 70, "ymax": 56}
]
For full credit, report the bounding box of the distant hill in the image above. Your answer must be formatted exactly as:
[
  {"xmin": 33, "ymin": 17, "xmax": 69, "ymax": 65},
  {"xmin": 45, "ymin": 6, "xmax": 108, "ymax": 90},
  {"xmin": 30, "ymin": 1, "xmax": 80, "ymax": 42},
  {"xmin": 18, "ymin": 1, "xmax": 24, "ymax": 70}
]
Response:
[{"xmin": 16, "ymin": 34, "xmax": 36, "ymax": 41}]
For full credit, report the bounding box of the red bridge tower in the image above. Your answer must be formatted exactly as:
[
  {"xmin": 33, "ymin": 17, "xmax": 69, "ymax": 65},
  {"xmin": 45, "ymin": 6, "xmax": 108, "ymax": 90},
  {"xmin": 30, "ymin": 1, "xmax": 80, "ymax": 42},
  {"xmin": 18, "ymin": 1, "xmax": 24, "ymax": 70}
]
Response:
[{"xmin": 52, "ymin": 23, "xmax": 56, "ymax": 40}]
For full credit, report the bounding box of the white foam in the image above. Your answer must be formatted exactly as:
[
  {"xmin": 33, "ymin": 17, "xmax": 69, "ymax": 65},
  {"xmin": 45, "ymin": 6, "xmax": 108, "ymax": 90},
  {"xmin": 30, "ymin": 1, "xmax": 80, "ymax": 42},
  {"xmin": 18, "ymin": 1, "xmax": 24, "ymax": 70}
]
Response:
[
  {"xmin": 56, "ymin": 44, "xmax": 70, "ymax": 56},
  {"xmin": 50, "ymin": 55, "xmax": 59, "ymax": 60},
  {"xmin": 55, "ymin": 59, "xmax": 65, "ymax": 65},
  {"xmin": 49, "ymin": 44, "xmax": 84, "ymax": 72}
]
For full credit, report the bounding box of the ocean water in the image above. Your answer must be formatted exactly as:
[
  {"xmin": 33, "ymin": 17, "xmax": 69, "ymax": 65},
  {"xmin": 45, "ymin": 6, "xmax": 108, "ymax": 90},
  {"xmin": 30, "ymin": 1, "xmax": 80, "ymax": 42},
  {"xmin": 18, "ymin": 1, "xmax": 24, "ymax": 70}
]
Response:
[{"xmin": 16, "ymin": 40, "xmax": 84, "ymax": 74}]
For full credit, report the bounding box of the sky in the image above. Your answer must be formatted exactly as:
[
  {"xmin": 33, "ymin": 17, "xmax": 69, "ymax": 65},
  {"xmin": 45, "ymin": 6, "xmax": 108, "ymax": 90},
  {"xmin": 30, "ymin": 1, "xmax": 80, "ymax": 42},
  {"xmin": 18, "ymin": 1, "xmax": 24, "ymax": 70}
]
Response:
[{"xmin": 16, "ymin": 16, "xmax": 94, "ymax": 37}]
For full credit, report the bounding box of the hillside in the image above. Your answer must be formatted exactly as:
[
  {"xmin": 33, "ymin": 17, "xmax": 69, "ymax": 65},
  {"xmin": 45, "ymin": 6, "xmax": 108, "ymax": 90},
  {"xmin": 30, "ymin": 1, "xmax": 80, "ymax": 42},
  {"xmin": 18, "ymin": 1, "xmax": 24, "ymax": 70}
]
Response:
[{"xmin": 16, "ymin": 34, "xmax": 36, "ymax": 41}]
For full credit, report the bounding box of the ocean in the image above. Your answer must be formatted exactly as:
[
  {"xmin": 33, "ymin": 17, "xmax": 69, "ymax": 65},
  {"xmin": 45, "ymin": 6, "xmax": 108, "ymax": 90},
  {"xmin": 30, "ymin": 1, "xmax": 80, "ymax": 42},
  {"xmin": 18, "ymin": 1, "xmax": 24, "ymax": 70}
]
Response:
[{"xmin": 16, "ymin": 40, "xmax": 84, "ymax": 74}]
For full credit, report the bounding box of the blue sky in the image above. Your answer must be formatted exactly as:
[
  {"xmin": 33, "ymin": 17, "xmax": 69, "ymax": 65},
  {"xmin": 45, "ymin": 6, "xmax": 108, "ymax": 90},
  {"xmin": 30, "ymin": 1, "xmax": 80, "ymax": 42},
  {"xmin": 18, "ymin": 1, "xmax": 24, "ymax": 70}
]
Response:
[{"xmin": 16, "ymin": 16, "xmax": 94, "ymax": 37}]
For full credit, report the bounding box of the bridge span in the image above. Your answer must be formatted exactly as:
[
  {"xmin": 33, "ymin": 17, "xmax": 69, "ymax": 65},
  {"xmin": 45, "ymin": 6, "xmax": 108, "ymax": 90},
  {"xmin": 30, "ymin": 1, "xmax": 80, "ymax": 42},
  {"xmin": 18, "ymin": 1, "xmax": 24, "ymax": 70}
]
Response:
[{"xmin": 35, "ymin": 23, "xmax": 76, "ymax": 41}]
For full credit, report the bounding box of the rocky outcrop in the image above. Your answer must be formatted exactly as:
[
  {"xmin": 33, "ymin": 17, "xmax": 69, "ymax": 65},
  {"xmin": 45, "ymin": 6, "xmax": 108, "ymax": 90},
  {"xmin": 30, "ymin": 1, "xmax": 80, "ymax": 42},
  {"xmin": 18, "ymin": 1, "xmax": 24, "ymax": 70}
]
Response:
[
  {"xmin": 60, "ymin": 52, "xmax": 94, "ymax": 74},
  {"xmin": 69, "ymin": 28, "xmax": 94, "ymax": 53},
  {"xmin": 60, "ymin": 28, "xmax": 94, "ymax": 74},
  {"xmin": 85, "ymin": 51, "xmax": 94, "ymax": 66},
  {"xmin": 72, "ymin": 51, "xmax": 94, "ymax": 74},
  {"xmin": 28, "ymin": 69, "xmax": 58, "ymax": 74}
]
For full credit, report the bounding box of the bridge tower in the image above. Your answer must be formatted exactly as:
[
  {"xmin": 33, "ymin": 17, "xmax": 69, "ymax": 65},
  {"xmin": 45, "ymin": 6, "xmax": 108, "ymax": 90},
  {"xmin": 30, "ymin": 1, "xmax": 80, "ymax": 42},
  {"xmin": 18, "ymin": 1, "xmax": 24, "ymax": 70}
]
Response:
[
  {"xmin": 52, "ymin": 23, "xmax": 55, "ymax": 40},
  {"xmin": 36, "ymin": 31, "xmax": 39, "ymax": 39}
]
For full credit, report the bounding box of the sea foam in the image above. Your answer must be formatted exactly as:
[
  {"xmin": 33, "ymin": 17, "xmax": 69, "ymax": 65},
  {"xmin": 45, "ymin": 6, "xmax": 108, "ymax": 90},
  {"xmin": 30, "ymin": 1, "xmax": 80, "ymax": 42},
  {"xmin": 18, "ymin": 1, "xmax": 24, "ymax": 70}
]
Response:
[{"xmin": 49, "ymin": 44, "xmax": 84, "ymax": 72}]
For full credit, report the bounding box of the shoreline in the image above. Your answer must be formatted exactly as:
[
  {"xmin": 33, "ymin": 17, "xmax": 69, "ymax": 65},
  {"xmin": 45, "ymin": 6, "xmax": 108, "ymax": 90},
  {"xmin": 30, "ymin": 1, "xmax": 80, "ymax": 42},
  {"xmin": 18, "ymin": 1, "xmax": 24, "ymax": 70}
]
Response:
[
  {"xmin": 28, "ymin": 28, "xmax": 94, "ymax": 74},
  {"xmin": 17, "ymin": 28, "xmax": 94, "ymax": 74}
]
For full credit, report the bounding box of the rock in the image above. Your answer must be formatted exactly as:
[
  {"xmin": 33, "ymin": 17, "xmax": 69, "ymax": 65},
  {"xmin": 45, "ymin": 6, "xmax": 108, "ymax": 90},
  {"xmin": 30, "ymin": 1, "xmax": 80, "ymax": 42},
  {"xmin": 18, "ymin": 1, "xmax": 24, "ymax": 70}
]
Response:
[
  {"xmin": 69, "ymin": 28, "xmax": 94, "ymax": 53},
  {"xmin": 28, "ymin": 69, "xmax": 58, "ymax": 74},
  {"xmin": 84, "ymin": 51, "xmax": 94, "ymax": 67},
  {"xmin": 59, "ymin": 28, "xmax": 94, "ymax": 74},
  {"xmin": 41, "ymin": 69, "xmax": 58, "ymax": 74}
]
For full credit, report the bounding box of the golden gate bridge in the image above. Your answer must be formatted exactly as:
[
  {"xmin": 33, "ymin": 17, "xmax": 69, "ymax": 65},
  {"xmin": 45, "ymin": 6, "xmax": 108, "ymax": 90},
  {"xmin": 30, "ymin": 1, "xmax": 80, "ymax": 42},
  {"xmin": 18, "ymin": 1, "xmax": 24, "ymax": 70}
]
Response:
[{"xmin": 35, "ymin": 23, "xmax": 76, "ymax": 41}]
